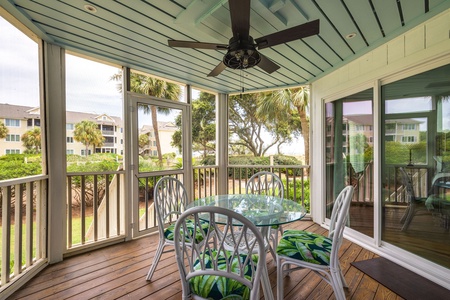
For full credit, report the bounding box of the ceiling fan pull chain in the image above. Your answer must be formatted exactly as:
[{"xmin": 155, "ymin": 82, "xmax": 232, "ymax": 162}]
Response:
[{"xmin": 240, "ymin": 69, "xmax": 245, "ymax": 99}]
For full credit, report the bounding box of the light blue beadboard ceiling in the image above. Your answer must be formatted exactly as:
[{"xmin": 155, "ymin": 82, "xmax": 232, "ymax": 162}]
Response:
[{"xmin": 1, "ymin": 0, "xmax": 449, "ymax": 94}]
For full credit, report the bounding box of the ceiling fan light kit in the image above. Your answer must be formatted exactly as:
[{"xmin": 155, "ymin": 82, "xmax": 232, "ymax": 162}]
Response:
[
  {"xmin": 168, "ymin": 0, "xmax": 320, "ymax": 77},
  {"xmin": 223, "ymin": 36, "xmax": 261, "ymax": 70}
]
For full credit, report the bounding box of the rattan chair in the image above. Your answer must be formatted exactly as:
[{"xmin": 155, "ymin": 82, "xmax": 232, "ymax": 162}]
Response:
[
  {"xmin": 245, "ymin": 171, "xmax": 284, "ymax": 260},
  {"xmin": 174, "ymin": 206, "xmax": 274, "ymax": 300},
  {"xmin": 146, "ymin": 177, "xmax": 206, "ymax": 281},
  {"xmin": 398, "ymin": 167, "xmax": 429, "ymax": 231},
  {"xmin": 276, "ymin": 185, "xmax": 354, "ymax": 300}
]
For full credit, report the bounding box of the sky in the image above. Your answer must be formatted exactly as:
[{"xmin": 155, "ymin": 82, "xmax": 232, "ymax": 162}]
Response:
[
  {"xmin": 0, "ymin": 17, "xmax": 39, "ymax": 107},
  {"xmin": 0, "ymin": 16, "xmax": 303, "ymax": 156}
]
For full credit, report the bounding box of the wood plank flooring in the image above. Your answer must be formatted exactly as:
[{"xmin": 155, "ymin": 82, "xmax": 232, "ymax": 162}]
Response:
[{"xmin": 8, "ymin": 221, "xmax": 403, "ymax": 300}]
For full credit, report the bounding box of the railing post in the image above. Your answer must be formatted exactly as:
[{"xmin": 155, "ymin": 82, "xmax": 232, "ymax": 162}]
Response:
[{"xmin": 216, "ymin": 93, "xmax": 229, "ymax": 195}]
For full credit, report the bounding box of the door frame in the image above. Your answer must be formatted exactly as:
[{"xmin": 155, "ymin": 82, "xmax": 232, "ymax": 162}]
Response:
[{"xmin": 127, "ymin": 92, "xmax": 191, "ymax": 238}]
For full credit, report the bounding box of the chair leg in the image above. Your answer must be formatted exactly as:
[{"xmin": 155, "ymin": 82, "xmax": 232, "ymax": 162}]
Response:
[
  {"xmin": 146, "ymin": 240, "xmax": 165, "ymax": 281},
  {"xmin": 276, "ymin": 257, "xmax": 284, "ymax": 300},
  {"xmin": 338, "ymin": 265, "xmax": 348, "ymax": 288},
  {"xmin": 330, "ymin": 269, "xmax": 346, "ymax": 300},
  {"xmin": 278, "ymin": 225, "xmax": 283, "ymax": 237},
  {"xmin": 401, "ymin": 203, "xmax": 416, "ymax": 231},
  {"xmin": 400, "ymin": 205, "xmax": 411, "ymax": 224},
  {"xmin": 269, "ymin": 226, "xmax": 283, "ymax": 263},
  {"xmin": 261, "ymin": 267, "xmax": 274, "ymax": 300}
]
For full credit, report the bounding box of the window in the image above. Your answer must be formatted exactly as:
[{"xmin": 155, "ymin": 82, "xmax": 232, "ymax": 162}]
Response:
[
  {"xmin": 5, "ymin": 119, "xmax": 20, "ymax": 127},
  {"xmin": 66, "ymin": 123, "xmax": 74, "ymax": 130},
  {"xmin": 27, "ymin": 119, "xmax": 33, "ymax": 126},
  {"xmin": 6, "ymin": 149, "xmax": 20, "ymax": 154},
  {"xmin": 355, "ymin": 125, "xmax": 364, "ymax": 131},
  {"xmin": 386, "ymin": 123, "xmax": 396, "ymax": 131},
  {"xmin": 81, "ymin": 149, "xmax": 92, "ymax": 156},
  {"xmin": 6, "ymin": 134, "xmax": 20, "ymax": 142},
  {"xmin": 66, "ymin": 137, "xmax": 74, "ymax": 143},
  {"xmin": 402, "ymin": 124, "xmax": 416, "ymax": 130},
  {"xmin": 401, "ymin": 136, "xmax": 416, "ymax": 143},
  {"xmin": 34, "ymin": 119, "xmax": 40, "ymax": 126},
  {"xmin": 66, "ymin": 149, "xmax": 74, "ymax": 154}
]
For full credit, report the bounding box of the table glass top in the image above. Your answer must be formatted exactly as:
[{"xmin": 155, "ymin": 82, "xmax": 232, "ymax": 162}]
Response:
[{"xmin": 187, "ymin": 194, "xmax": 306, "ymax": 226}]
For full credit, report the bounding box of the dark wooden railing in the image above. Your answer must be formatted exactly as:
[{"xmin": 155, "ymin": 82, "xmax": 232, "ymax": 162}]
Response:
[
  {"xmin": 66, "ymin": 170, "xmax": 125, "ymax": 250},
  {"xmin": 227, "ymin": 165, "xmax": 310, "ymax": 212}
]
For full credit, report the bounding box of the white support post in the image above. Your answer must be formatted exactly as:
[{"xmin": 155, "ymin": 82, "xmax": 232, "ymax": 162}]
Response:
[
  {"xmin": 123, "ymin": 67, "xmax": 132, "ymax": 241},
  {"xmin": 184, "ymin": 85, "xmax": 194, "ymax": 200},
  {"xmin": 44, "ymin": 42, "xmax": 66, "ymax": 263},
  {"xmin": 216, "ymin": 93, "xmax": 229, "ymax": 195}
]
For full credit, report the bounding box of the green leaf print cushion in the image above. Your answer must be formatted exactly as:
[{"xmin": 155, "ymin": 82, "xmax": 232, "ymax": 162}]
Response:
[
  {"xmin": 276, "ymin": 229, "xmax": 332, "ymax": 265},
  {"xmin": 164, "ymin": 219, "xmax": 210, "ymax": 243},
  {"xmin": 189, "ymin": 249, "xmax": 258, "ymax": 300}
]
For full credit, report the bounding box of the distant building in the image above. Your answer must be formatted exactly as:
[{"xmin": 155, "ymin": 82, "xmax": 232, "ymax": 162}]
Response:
[
  {"xmin": 0, "ymin": 103, "xmax": 124, "ymax": 155},
  {"xmin": 139, "ymin": 122, "xmax": 179, "ymax": 157},
  {"xmin": 0, "ymin": 103, "xmax": 181, "ymax": 157},
  {"xmin": 325, "ymin": 114, "xmax": 422, "ymax": 159}
]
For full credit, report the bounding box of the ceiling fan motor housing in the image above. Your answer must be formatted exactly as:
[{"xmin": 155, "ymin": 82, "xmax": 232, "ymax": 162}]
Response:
[{"xmin": 223, "ymin": 36, "xmax": 261, "ymax": 69}]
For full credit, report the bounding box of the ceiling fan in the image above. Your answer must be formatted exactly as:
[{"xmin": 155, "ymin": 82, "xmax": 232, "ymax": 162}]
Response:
[{"xmin": 168, "ymin": 0, "xmax": 320, "ymax": 77}]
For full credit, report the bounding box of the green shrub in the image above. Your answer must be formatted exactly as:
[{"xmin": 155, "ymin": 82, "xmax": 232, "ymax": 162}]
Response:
[
  {"xmin": 0, "ymin": 154, "xmax": 42, "ymax": 180},
  {"xmin": 282, "ymin": 178, "xmax": 310, "ymax": 213},
  {"xmin": 67, "ymin": 160, "xmax": 119, "ymax": 173}
]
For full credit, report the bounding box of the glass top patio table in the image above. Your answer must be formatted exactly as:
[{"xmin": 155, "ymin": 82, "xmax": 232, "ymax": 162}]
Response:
[{"xmin": 186, "ymin": 194, "xmax": 306, "ymax": 227}]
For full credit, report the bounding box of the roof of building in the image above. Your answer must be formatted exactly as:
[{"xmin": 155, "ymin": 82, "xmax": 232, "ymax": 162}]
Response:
[{"xmin": 0, "ymin": 103, "xmax": 123, "ymax": 126}]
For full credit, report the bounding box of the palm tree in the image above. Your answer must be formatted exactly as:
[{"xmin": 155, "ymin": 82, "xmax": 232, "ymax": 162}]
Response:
[
  {"xmin": 258, "ymin": 87, "xmax": 310, "ymax": 166},
  {"xmin": 0, "ymin": 121, "xmax": 8, "ymax": 139},
  {"xmin": 73, "ymin": 120, "xmax": 104, "ymax": 156},
  {"xmin": 111, "ymin": 72, "xmax": 181, "ymax": 164},
  {"xmin": 21, "ymin": 127, "xmax": 41, "ymax": 153}
]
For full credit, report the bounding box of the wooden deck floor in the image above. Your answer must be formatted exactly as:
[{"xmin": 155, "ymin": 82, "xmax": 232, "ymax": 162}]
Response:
[{"xmin": 9, "ymin": 221, "xmax": 403, "ymax": 300}]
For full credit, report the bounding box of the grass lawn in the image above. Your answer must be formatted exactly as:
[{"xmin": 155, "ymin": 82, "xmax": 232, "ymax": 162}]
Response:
[{"xmin": 0, "ymin": 215, "xmax": 92, "ymax": 274}]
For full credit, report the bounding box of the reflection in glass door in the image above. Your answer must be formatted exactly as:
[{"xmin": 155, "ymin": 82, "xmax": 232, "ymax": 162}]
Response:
[
  {"xmin": 325, "ymin": 89, "xmax": 374, "ymax": 237},
  {"xmin": 381, "ymin": 64, "xmax": 450, "ymax": 269}
]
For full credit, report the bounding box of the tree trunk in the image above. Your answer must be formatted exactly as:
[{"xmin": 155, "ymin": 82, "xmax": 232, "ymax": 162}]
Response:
[{"xmin": 151, "ymin": 106, "xmax": 163, "ymax": 164}]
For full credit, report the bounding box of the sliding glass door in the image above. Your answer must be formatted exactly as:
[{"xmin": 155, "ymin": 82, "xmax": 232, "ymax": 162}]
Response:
[
  {"xmin": 325, "ymin": 89, "xmax": 374, "ymax": 237},
  {"xmin": 381, "ymin": 64, "xmax": 450, "ymax": 268}
]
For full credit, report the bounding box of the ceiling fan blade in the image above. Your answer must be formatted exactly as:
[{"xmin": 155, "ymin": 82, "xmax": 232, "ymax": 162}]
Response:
[
  {"xmin": 229, "ymin": 0, "xmax": 250, "ymax": 39},
  {"xmin": 258, "ymin": 54, "xmax": 280, "ymax": 74},
  {"xmin": 207, "ymin": 62, "xmax": 227, "ymax": 77},
  {"xmin": 255, "ymin": 19, "xmax": 320, "ymax": 50},
  {"xmin": 168, "ymin": 40, "xmax": 228, "ymax": 50}
]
